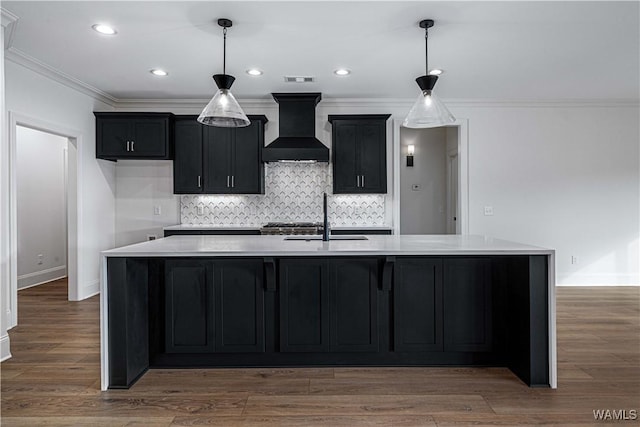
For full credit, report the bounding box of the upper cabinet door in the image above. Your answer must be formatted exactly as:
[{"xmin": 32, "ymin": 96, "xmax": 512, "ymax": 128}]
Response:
[
  {"xmin": 358, "ymin": 122, "xmax": 387, "ymax": 193},
  {"xmin": 203, "ymin": 127, "xmax": 233, "ymax": 193},
  {"xmin": 94, "ymin": 113, "xmax": 173, "ymax": 160},
  {"xmin": 130, "ymin": 119, "xmax": 169, "ymax": 157},
  {"xmin": 231, "ymin": 118, "xmax": 265, "ymax": 194},
  {"xmin": 329, "ymin": 115, "xmax": 390, "ymax": 194},
  {"xmin": 332, "ymin": 123, "xmax": 359, "ymax": 193},
  {"xmin": 173, "ymin": 117, "xmax": 203, "ymax": 194}
]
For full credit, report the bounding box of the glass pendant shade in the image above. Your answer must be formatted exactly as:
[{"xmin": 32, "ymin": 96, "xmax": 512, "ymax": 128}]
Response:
[
  {"xmin": 198, "ymin": 88, "xmax": 250, "ymax": 127},
  {"xmin": 403, "ymin": 89, "xmax": 455, "ymax": 128},
  {"xmin": 403, "ymin": 19, "xmax": 455, "ymax": 129},
  {"xmin": 198, "ymin": 19, "xmax": 250, "ymax": 128}
]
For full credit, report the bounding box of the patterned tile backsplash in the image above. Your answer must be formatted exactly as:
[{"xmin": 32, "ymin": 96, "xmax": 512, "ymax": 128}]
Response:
[{"xmin": 181, "ymin": 163, "xmax": 387, "ymax": 226}]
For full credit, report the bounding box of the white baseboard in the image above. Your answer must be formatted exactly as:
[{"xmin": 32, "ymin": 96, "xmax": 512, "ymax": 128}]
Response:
[
  {"xmin": 79, "ymin": 279, "xmax": 100, "ymax": 300},
  {"xmin": 18, "ymin": 265, "xmax": 67, "ymax": 290},
  {"xmin": 0, "ymin": 334, "xmax": 12, "ymax": 362},
  {"xmin": 557, "ymin": 283, "xmax": 640, "ymax": 287},
  {"xmin": 558, "ymin": 273, "xmax": 639, "ymax": 286}
]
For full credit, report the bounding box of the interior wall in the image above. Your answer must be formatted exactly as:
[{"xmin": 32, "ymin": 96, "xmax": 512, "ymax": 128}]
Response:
[
  {"xmin": 400, "ymin": 127, "xmax": 447, "ymax": 234},
  {"xmin": 1, "ymin": 20, "xmax": 11, "ymax": 360},
  {"xmin": 115, "ymin": 160, "xmax": 179, "ymax": 247},
  {"xmin": 453, "ymin": 104, "xmax": 639, "ymax": 285},
  {"xmin": 4, "ymin": 60, "xmax": 115, "ymax": 299},
  {"xmin": 16, "ymin": 126, "xmax": 67, "ymax": 289}
]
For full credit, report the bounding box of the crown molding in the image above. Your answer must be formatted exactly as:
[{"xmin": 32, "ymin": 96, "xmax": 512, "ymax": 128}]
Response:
[
  {"xmin": 111, "ymin": 97, "xmax": 639, "ymax": 111},
  {"xmin": 5, "ymin": 47, "xmax": 118, "ymax": 106},
  {"xmin": 1, "ymin": 7, "xmax": 19, "ymax": 49}
]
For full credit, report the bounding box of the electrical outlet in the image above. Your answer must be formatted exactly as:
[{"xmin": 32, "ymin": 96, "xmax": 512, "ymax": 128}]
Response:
[
  {"xmin": 484, "ymin": 206, "xmax": 494, "ymax": 216},
  {"xmin": 197, "ymin": 206, "xmax": 204, "ymax": 215},
  {"xmin": 153, "ymin": 205, "xmax": 161, "ymax": 216},
  {"xmin": 37, "ymin": 254, "xmax": 43, "ymax": 265},
  {"xmin": 147, "ymin": 234, "xmax": 157, "ymax": 241},
  {"xmin": 571, "ymin": 255, "xmax": 579, "ymax": 265},
  {"xmin": 411, "ymin": 184, "xmax": 421, "ymax": 191}
]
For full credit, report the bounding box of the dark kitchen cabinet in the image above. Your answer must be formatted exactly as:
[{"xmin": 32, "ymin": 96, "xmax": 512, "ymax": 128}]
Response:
[
  {"xmin": 165, "ymin": 259, "xmax": 215, "ymax": 353},
  {"xmin": 329, "ymin": 114, "xmax": 390, "ymax": 194},
  {"xmin": 279, "ymin": 259, "xmax": 329, "ymax": 352},
  {"xmin": 329, "ymin": 259, "xmax": 379, "ymax": 352},
  {"xmin": 173, "ymin": 115, "xmax": 267, "ymax": 194},
  {"xmin": 173, "ymin": 117, "xmax": 203, "ymax": 193},
  {"xmin": 165, "ymin": 259, "xmax": 265, "ymax": 354},
  {"xmin": 279, "ymin": 258, "xmax": 379, "ymax": 353},
  {"xmin": 95, "ymin": 112, "xmax": 173, "ymax": 160},
  {"xmin": 443, "ymin": 258, "xmax": 493, "ymax": 352},
  {"xmin": 393, "ymin": 258, "xmax": 443, "ymax": 352}
]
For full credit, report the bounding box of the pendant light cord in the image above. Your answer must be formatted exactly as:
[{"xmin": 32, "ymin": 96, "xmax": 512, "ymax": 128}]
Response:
[
  {"xmin": 424, "ymin": 27, "xmax": 429, "ymax": 75},
  {"xmin": 222, "ymin": 26, "xmax": 227, "ymax": 75}
]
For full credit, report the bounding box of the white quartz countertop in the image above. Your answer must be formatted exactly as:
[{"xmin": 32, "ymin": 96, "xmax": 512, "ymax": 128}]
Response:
[
  {"xmin": 164, "ymin": 225, "xmax": 261, "ymax": 231},
  {"xmin": 102, "ymin": 235, "xmax": 554, "ymax": 257},
  {"xmin": 163, "ymin": 224, "xmax": 393, "ymax": 231}
]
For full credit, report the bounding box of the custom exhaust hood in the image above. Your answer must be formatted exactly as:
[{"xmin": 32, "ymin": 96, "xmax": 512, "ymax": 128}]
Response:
[{"xmin": 262, "ymin": 92, "xmax": 329, "ymax": 162}]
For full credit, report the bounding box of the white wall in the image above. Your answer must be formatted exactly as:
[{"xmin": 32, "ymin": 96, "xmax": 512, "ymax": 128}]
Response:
[
  {"xmin": 453, "ymin": 104, "xmax": 639, "ymax": 285},
  {"xmin": 400, "ymin": 127, "xmax": 447, "ymax": 234},
  {"xmin": 1, "ymin": 16, "xmax": 12, "ymax": 361},
  {"xmin": 4, "ymin": 61, "xmax": 116, "ymax": 300},
  {"xmin": 16, "ymin": 126, "xmax": 67, "ymax": 289},
  {"xmin": 115, "ymin": 160, "xmax": 179, "ymax": 247}
]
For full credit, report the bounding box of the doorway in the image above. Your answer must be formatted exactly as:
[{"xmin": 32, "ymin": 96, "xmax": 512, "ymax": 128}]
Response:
[
  {"xmin": 15, "ymin": 126, "xmax": 69, "ymax": 293},
  {"xmin": 8, "ymin": 112, "xmax": 80, "ymax": 328},
  {"xmin": 398, "ymin": 125, "xmax": 464, "ymax": 235}
]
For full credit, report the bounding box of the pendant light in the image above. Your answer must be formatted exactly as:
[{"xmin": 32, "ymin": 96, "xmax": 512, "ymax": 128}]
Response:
[
  {"xmin": 198, "ymin": 18, "xmax": 250, "ymax": 127},
  {"xmin": 403, "ymin": 19, "xmax": 455, "ymax": 128}
]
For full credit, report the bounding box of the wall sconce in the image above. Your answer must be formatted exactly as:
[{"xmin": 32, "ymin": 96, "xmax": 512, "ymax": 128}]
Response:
[{"xmin": 407, "ymin": 145, "xmax": 415, "ymax": 167}]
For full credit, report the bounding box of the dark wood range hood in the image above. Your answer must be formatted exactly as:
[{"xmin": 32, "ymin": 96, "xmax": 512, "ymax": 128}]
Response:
[{"xmin": 262, "ymin": 92, "xmax": 330, "ymax": 162}]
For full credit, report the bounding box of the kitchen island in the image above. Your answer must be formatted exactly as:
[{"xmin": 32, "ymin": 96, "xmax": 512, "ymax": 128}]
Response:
[{"xmin": 100, "ymin": 234, "xmax": 556, "ymax": 390}]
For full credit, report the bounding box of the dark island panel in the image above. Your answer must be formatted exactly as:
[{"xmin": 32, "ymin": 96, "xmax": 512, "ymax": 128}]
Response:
[{"xmin": 105, "ymin": 255, "xmax": 550, "ymax": 389}]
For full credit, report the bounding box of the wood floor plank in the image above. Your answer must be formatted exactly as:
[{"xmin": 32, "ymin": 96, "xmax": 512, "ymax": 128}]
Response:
[
  {"xmin": 171, "ymin": 415, "xmax": 437, "ymax": 426},
  {"xmin": 2, "ymin": 279, "xmax": 639, "ymax": 425},
  {"xmin": 243, "ymin": 395, "xmax": 493, "ymax": 416},
  {"xmin": 0, "ymin": 416, "xmax": 174, "ymax": 426}
]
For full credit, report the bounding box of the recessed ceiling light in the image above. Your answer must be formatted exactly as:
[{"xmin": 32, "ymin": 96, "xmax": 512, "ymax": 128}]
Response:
[
  {"xmin": 334, "ymin": 68, "xmax": 351, "ymax": 76},
  {"xmin": 429, "ymin": 69, "xmax": 443, "ymax": 76},
  {"xmin": 92, "ymin": 24, "xmax": 117, "ymax": 35},
  {"xmin": 150, "ymin": 69, "xmax": 168, "ymax": 77},
  {"xmin": 246, "ymin": 68, "xmax": 263, "ymax": 76}
]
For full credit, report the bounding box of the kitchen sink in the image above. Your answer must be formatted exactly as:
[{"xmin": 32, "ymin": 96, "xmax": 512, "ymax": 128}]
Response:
[{"xmin": 283, "ymin": 235, "xmax": 369, "ymax": 241}]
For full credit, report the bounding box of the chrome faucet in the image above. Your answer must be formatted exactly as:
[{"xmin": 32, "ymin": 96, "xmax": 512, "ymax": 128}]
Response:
[{"xmin": 323, "ymin": 192, "xmax": 330, "ymax": 241}]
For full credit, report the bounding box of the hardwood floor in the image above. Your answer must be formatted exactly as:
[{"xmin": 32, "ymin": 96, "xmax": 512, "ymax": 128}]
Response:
[{"xmin": 1, "ymin": 279, "xmax": 638, "ymax": 426}]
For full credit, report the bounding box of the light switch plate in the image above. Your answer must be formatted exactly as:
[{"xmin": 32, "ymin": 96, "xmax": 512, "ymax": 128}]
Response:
[
  {"xmin": 197, "ymin": 206, "xmax": 204, "ymax": 215},
  {"xmin": 153, "ymin": 206, "xmax": 161, "ymax": 216}
]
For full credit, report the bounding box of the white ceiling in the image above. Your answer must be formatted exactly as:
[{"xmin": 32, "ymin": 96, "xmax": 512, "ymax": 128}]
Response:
[{"xmin": 4, "ymin": 1, "xmax": 639, "ymax": 101}]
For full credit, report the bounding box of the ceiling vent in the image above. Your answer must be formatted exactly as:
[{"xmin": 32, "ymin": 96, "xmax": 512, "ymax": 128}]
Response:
[{"xmin": 284, "ymin": 76, "xmax": 315, "ymax": 83}]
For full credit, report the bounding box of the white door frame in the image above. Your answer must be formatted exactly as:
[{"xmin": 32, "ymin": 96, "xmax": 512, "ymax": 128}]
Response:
[
  {"xmin": 7, "ymin": 112, "xmax": 82, "ymax": 328},
  {"xmin": 393, "ymin": 118, "xmax": 469, "ymax": 235},
  {"xmin": 446, "ymin": 150, "xmax": 459, "ymax": 234}
]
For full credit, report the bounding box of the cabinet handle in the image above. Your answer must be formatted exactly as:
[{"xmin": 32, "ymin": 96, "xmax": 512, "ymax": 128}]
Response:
[
  {"xmin": 226, "ymin": 176, "xmax": 230, "ymax": 188},
  {"xmin": 131, "ymin": 141, "xmax": 135, "ymax": 151},
  {"xmin": 357, "ymin": 175, "xmax": 361, "ymax": 187},
  {"xmin": 231, "ymin": 175, "xmax": 234, "ymax": 188},
  {"xmin": 382, "ymin": 256, "xmax": 395, "ymax": 292},
  {"xmin": 361, "ymin": 175, "xmax": 365, "ymax": 187},
  {"xmin": 264, "ymin": 258, "xmax": 276, "ymax": 292},
  {"xmin": 197, "ymin": 175, "xmax": 202, "ymax": 188},
  {"xmin": 126, "ymin": 141, "xmax": 130, "ymax": 152}
]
